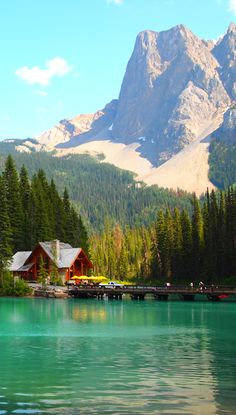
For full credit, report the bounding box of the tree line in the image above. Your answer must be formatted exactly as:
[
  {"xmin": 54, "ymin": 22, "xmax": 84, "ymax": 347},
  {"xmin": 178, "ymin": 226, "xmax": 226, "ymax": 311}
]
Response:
[
  {"xmin": 90, "ymin": 188, "xmax": 236, "ymax": 284},
  {"xmin": 0, "ymin": 155, "xmax": 89, "ymax": 274}
]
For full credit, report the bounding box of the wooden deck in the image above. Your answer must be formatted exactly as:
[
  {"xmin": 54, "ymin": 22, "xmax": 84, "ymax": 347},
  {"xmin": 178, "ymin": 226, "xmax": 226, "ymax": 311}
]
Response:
[{"xmin": 67, "ymin": 285, "xmax": 236, "ymax": 301}]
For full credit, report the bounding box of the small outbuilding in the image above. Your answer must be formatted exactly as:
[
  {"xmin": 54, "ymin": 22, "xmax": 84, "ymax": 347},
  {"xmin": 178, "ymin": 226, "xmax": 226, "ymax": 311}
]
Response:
[{"xmin": 9, "ymin": 240, "xmax": 93, "ymax": 284}]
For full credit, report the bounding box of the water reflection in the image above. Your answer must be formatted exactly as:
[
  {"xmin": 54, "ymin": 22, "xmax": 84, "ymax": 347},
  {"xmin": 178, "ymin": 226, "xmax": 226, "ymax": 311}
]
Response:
[{"xmin": 0, "ymin": 298, "xmax": 235, "ymax": 414}]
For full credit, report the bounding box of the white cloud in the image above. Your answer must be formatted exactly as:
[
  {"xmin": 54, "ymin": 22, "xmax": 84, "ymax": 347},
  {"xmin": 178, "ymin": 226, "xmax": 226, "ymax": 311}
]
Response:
[
  {"xmin": 107, "ymin": 0, "xmax": 124, "ymax": 5},
  {"xmin": 228, "ymin": 0, "xmax": 236, "ymax": 15},
  {"xmin": 15, "ymin": 57, "xmax": 72, "ymax": 87}
]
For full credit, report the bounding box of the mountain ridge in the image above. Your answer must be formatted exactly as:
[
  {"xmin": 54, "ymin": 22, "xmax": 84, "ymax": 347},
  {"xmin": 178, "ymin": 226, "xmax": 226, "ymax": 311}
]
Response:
[{"xmin": 5, "ymin": 23, "xmax": 236, "ymax": 195}]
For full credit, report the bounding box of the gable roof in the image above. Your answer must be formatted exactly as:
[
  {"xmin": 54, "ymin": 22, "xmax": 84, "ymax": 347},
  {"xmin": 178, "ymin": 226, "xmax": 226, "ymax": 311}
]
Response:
[
  {"xmin": 39, "ymin": 241, "xmax": 73, "ymax": 261},
  {"xmin": 59, "ymin": 248, "xmax": 82, "ymax": 268},
  {"xmin": 39, "ymin": 241, "xmax": 84, "ymax": 268},
  {"xmin": 39, "ymin": 241, "xmax": 74, "ymax": 267},
  {"xmin": 9, "ymin": 240, "xmax": 93, "ymax": 272},
  {"xmin": 9, "ymin": 251, "xmax": 32, "ymax": 272}
]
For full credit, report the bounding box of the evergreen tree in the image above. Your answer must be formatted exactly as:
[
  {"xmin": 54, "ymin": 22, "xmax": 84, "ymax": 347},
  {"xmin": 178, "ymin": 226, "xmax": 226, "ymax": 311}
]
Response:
[
  {"xmin": 20, "ymin": 165, "xmax": 31, "ymax": 250},
  {"xmin": 203, "ymin": 190, "xmax": 218, "ymax": 282},
  {"xmin": 0, "ymin": 177, "xmax": 13, "ymax": 282},
  {"xmin": 172, "ymin": 208, "xmax": 183, "ymax": 281},
  {"xmin": 31, "ymin": 176, "xmax": 51, "ymax": 242},
  {"xmin": 225, "ymin": 187, "xmax": 236, "ymax": 277},
  {"xmin": 191, "ymin": 194, "xmax": 204, "ymax": 279},
  {"xmin": 77, "ymin": 215, "xmax": 89, "ymax": 252},
  {"xmin": 152, "ymin": 210, "xmax": 171, "ymax": 281},
  {"xmin": 216, "ymin": 191, "xmax": 226, "ymax": 280},
  {"xmin": 180, "ymin": 209, "xmax": 192, "ymax": 281},
  {"xmin": 3, "ymin": 155, "xmax": 23, "ymax": 251},
  {"xmin": 139, "ymin": 227, "xmax": 152, "ymax": 280},
  {"xmin": 117, "ymin": 242, "xmax": 129, "ymax": 280},
  {"xmin": 37, "ymin": 255, "xmax": 48, "ymax": 287},
  {"xmin": 63, "ymin": 188, "xmax": 75, "ymax": 243},
  {"xmin": 49, "ymin": 179, "xmax": 66, "ymax": 242},
  {"xmin": 49, "ymin": 246, "xmax": 61, "ymax": 286}
]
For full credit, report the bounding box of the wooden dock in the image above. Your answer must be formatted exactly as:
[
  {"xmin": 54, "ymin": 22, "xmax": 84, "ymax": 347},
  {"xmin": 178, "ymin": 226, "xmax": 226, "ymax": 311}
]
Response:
[{"xmin": 67, "ymin": 285, "xmax": 236, "ymax": 301}]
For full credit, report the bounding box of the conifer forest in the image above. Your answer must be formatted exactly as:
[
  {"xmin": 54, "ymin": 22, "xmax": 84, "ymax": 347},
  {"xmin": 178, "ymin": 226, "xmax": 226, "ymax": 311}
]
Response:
[
  {"xmin": 90, "ymin": 189, "xmax": 236, "ymax": 284},
  {"xmin": 0, "ymin": 155, "xmax": 88, "ymax": 273},
  {"xmin": 0, "ymin": 155, "xmax": 235, "ymax": 285}
]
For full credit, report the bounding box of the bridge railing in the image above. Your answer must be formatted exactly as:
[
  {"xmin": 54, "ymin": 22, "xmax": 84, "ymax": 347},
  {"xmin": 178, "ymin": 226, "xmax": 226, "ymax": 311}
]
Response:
[{"xmin": 67, "ymin": 284, "xmax": 236, "ymax": 293}]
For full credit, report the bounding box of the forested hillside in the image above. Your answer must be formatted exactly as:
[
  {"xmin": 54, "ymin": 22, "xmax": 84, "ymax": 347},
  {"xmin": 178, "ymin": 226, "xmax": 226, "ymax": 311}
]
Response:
[
  {"xmin": 0, "ymin": 154, "xmax": 235, "ymax": 285},
  {"xmin": 0, "ymin": 145, "xmax": 193, "ymax": 230},
  {"xmin": 90, "ymin": 188, "xmax": 236, "ymax": 284},
  {"xmin": 209, "ymin": 138, "xmax": 236, "ymax": 188}
]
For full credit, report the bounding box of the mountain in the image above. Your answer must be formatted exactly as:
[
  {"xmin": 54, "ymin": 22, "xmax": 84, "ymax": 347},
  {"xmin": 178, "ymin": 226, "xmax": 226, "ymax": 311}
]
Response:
[
  {"xmin": 9, "ymin": 24, "xmax": 236, "ymax": 194},
  {"xmin": 212, "ymin": 104, "xmax": 236, "ymax": 144},
  {"xmin": 213, "ymin": 23, "xmax": 236, "ymax": 100},
  {"xmin": 111, "ymin": 25, "xmax": 229, "ymax": 161}
]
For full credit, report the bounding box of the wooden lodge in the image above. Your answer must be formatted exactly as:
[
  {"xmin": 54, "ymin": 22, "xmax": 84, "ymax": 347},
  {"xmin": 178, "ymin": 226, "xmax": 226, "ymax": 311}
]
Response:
[{"xmin": 9, "ymin": 240, "xmax": 93, "ymax": 284}]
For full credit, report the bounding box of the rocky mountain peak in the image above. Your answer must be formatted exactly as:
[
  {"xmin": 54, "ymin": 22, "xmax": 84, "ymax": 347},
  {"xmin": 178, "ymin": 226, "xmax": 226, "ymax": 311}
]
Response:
[
  {"xmin": 111, "ymin": 24, "xmax": 230, "ymax": 164},
  {"xmin": 36, "ymin": 23, "xmax": 233, "ymax": 176},
  {"xmin": 227, "ymin": 22, "xmax": 236, "ymax": 34},
  {"xmin": 213, "ymin": 104, "xmax": 236, "ymax": 144},
  {"xmin": 213, "ymin": 23, "xmax": 236, "ymax": 99}
]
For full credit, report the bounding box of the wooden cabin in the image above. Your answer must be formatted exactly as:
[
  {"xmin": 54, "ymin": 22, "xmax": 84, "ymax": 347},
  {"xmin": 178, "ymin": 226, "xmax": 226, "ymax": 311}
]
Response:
[{"xmin": 9, "ymin": 240, "xmax": 93, "ymax": 284}]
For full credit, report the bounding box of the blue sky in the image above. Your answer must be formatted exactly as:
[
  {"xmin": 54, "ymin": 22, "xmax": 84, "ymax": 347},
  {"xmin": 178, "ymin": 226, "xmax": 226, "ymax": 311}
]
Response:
[{"xmin": 0, "ymin": 0, "xmax": 235, "ymax": 139}]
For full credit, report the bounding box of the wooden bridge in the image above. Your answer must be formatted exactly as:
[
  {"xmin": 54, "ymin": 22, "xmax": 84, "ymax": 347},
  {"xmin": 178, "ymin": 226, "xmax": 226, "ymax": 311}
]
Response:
[{"xmin": 67, "ymin": 285, "xmax": 236, "ymax": 301}]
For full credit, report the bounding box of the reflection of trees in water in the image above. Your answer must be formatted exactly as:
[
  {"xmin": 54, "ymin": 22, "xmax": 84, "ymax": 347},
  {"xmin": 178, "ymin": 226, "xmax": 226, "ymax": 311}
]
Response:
[
  {"xmin": 205, "ymin": 304, "xmax": 236, "ymax": 414},
  {"xmin": 72, "ymin": 305, "xmax": 107, "ymax": 322}
]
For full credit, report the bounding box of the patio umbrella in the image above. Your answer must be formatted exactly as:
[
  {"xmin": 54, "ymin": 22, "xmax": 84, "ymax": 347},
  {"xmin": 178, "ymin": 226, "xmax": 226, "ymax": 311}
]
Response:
[
  {"xmin": 71, "ymin": 275, "xmax": 88, "ymax": 280},
  {"xmin": 89, "ymin": 276, "xmax": 108, "ymax": 282}
]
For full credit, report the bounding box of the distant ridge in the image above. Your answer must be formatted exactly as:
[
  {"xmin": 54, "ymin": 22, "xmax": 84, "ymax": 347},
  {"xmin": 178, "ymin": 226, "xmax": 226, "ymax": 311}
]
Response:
[{"xmin": 7, "ymin": 24, "xmax": 236, "ymax": 195}]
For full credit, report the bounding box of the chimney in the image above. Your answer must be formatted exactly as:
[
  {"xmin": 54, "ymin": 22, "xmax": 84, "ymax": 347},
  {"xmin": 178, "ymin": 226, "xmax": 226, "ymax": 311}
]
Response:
[{"xmin": 51, "ymin": 239, "xmax": 60, "ymax": 262}]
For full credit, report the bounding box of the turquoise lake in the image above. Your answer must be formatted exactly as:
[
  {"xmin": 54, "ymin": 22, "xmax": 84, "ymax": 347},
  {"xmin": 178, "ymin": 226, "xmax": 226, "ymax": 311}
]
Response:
[{"xmin": 0, "ymin": 298, "xmax": 236, "ymax": 414}]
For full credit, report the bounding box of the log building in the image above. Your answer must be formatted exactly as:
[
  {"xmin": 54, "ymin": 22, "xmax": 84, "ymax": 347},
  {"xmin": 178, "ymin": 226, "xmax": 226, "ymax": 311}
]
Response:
[{"xmin": 9, "ymin": 240, "xmax": 93, "ymax": 284}]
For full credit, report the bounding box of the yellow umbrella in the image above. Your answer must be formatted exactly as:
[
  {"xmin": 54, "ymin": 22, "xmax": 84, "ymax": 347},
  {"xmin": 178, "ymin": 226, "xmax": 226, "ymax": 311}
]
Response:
[
  {"xmin": 89, "ymin": 276, "xmax": 108, "ymax": 282},
  {"xmin": 71, "ymin": 275, "xmax": 88, "ymax": 280}
]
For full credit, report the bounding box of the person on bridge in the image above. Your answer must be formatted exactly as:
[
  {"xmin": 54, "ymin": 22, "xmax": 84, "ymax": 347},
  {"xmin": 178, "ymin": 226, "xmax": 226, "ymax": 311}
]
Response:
[{"xmin": 199, "ymin": 281, "xmax": 205, "ymax": 291}]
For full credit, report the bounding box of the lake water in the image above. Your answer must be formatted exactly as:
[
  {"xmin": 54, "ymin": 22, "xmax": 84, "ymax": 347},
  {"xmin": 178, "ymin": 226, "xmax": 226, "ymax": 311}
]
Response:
[{"xmin": 0, "ymin": 297, "xmax": 235, "ymax": 414}]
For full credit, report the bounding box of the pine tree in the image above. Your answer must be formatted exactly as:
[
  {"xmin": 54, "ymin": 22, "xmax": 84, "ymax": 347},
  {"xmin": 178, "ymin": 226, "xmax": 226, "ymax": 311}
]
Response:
[
  {"xmin": 172, "ymin": 208, "xmax": 183, "ymax": 281},
  {"xmin": 216, "ymin": 191, "xmax": 226, "ymax": 280},
  {"xmin": 49, "ymin": 246, "xmax": 60, "ymax": 286},
  {"xmin": 0, "ymin": 177, "xmax": 13, "ymax": 282},
  {"xmin": 31, "ymin": 173, "xmax": 52, "ymax": 242},
  {"xmin": 37, "ymin": 255, "xmax": 48, "ymax": 287},
  {"xmin": 49, "ymin": 179, "xmax": 66, "ymax": 241},
  {"xmin": 117, "ymin": 242, "xmax": 129, "ymax": 280},
  {"xmin": 225, "ymin": 187, "xmax": 236, "ymax": 277},
  {"xmin": 163, "ymin": 209, "xmax": 173, "ymax": 281},
  {"xmin": 191, "ymin": 194, "xmax": 204, "ymax": 279},
  {"xmin": 3, "ymin": 155, "xmax": 23, "ymax": 251},
  {"xmin": 140, "ymin": 227, "xmax": 152, "ymax": 280},
  {"xmin": 180, "ymin": 209, "xmax": 192, "ymax": 281},
  {"xmin": 152, "ymin": 210, "xmax": 171, "ymax": 281},
  {"xmin": 77, "ymin": 215, "xmax": 89, "ymax": 252},
  {"xmin": 20, "ymin": 165, "xmax": 31, "ymax": 250},
  {"xmin": 63, "ymin": 188, "xmax": 75, "ymax": 244},
  {"xmin": 205, "ymin": 190, "xmax": 218, "ymax": 282}
]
